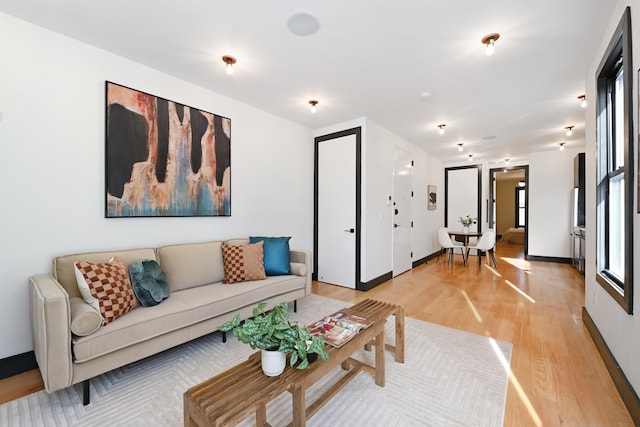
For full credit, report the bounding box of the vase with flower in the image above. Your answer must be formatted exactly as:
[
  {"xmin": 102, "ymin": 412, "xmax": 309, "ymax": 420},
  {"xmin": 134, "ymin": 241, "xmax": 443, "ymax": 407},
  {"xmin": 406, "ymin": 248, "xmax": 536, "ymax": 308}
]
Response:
[{"xmin": 458, "ymin": 215, "xmax": 477, "ymax": 233}]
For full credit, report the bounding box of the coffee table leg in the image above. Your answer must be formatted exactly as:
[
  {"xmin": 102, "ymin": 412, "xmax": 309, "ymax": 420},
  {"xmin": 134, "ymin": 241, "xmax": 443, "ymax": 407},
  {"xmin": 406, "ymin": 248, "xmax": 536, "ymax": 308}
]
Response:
[
  {"xmin": 375, "ymin": 331, "xmax": 385, "ymax": 386},
  {"xmin": 256, "ymin": 402, "xmax": 267, "ymax": 427},
  {"xmin": 292, "ymin": 386, "xmax": 306, "ymax": 427},
  {"xmin": 395, "ymin": 307, "xmax": 405, "ymax": 363}
]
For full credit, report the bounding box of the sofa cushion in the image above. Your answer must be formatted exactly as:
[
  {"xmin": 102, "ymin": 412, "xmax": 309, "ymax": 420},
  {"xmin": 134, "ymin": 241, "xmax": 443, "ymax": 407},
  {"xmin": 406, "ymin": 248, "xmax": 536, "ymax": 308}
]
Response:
[
  {"xmin": 74, "ymin": 259, "xmax": 138, "ymax": 325},
  {"xmin": 53, "ymin": 247, "xmax": 157, "ymax": 298},
  {"xmin": 222, "ymin": 241, "xmax": 266, "ymax": 284},
  {"xmin": 71, "ymin": 275, "xmax": 306, "ymax": 362},
  {"xmin": 289, "ymin": 262, "xmax": 307, "ymax": 277},
  {"xmin": 249, "ymin": 236, "xmax": 291, "ymax": 276},
  {"xmin": 157, "ymin": 241, "xmax": 224, "ymax": 292},
  {"xmin": 129, "ymin": 260, "xmax": 169, "ymax": 307},
  {"xmin": 69, "ymin": 297, "xmax": 102, "ymax": 336}
]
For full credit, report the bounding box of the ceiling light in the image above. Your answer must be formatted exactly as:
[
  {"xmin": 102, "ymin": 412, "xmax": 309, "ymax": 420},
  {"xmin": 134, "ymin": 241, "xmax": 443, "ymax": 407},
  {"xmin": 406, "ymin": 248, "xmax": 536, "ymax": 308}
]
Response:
[
  {"xmin": 468, "ymin": 154, "xmax": 474, "ymax": 161},
  {"xmin": 559, "ymin": 142, "xmax": 566, "ymax": 151},
  {"xmin": 222, "ymin": 55, "xmax": 236, "ymax": 75},
  {"xmin": 457, "ymin": 143, "xmax": 464, "ymax": 152},
  {"xmin": 438, "ymin": 124, "xmax": 446, "ymax": 135},
  {"xmin": 565, "ymin": 126, "xmax": 574, "ymax": 136},
  {"xmin": 518, "ymin": 181, "xmax": 525, "ymax": 187},
  {"xmin": 505, "ymin": 158, "xmax": 510, "ymax": 164},
  {"xmin": 481, "ymin": 33, "xmax": 500, "ymax": 56},
  {"xmin": 578, "ymin": 95, "xmax": 587, "ymax": 108},
  {"xmin": 308, "ymin": 100, "xmax": 318, "ymax": 113}
]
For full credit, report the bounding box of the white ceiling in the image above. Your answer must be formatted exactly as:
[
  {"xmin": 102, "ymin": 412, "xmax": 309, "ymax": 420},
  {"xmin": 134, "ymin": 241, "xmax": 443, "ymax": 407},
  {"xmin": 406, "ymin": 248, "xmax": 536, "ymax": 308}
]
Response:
[{"xmin": 0, "ymin": 0, "xmax": 615, "ymax": 164}]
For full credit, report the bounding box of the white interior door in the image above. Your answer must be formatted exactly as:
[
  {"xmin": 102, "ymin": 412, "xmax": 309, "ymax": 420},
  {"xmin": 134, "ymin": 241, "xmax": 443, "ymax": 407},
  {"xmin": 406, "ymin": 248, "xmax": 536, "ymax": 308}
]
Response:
[
  {"xmin": 317, "ymin": 134, "xmax": 356, "ymax": 288},
  {"xmin": 393, "ymin": 147, "xmax": 412, "ymax": 276}
]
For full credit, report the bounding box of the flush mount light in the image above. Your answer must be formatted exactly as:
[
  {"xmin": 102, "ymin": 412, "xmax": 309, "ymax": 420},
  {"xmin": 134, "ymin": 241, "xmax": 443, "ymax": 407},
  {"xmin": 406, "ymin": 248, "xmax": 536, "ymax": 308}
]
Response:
[
  {"xmin": 222, "ymin": 55, "xmax": 236, "ymax": 75},
  {"xmin": 438, "ymin": 124, "xmax": 446, "ymax": 135},
  {"xmin": 308, "ymin": 100, "xmax": 318, "ymax": 113},
  {"xmin": 565, "ymin": 126, "xmax": 574, "ymax": 136},
  {"xmin": 578, "ymin": 95, "xmax": 587, "ymax": 108},
  {"xmin": 457, "ymin": 143, "xmax": 464, "ymax": 152},
  {"xmin": 505, "ymin": 158, "xmax": 510, "ymax": 164},
  {"xmin": 468, "ymin": 154, "xmax": 474, "ymax": 161},
  {"xmin": 559, "ymin": 142, "xmax": 566, "ymax": 151},
  {"xmin": 481, "ymin": 33, "xmax": 500, "ymax": 56},
  {"xmin": 518, "ymin": 180, "xmax": 525, "ymax": 187},
  {"xmin": 287, "ymin": 13, "xmax": 320, "ymax": 36}
]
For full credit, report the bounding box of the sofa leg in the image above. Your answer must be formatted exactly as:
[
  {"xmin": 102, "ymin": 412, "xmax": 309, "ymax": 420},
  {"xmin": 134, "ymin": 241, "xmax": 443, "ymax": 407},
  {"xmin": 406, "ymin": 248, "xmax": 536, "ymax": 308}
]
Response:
[
  {"xmin": 83, "ymin": 379, "xmax": 90, "ymax": 405},
  {"xmin": 294, "ymin": 300, "xmax": 297, "ymax": 313},
  {"xmin": 221, "ymin": 331, "xmax": 227, "ymax": 343}
]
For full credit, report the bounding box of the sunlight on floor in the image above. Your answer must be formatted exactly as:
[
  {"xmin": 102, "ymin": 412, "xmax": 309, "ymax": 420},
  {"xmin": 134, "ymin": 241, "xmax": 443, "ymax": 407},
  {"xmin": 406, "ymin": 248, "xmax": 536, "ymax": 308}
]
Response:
[
  {"xmin": 501, "ymin": 257, "xmax": 532, "ymax": 271},
  {"xmin": 484, "ymin": 265, "xmax": 502, "ymax": 277},
  {"xmin": 504, "ymin": 280, "xmax": 536, "ymax": 303},
  {"xmin": 489, "ymin": 338, "xmax": 542, "ymax": 427},
  {"xmin": 461, "ymin": 291, "xmax": 483, "ymax": 323}
]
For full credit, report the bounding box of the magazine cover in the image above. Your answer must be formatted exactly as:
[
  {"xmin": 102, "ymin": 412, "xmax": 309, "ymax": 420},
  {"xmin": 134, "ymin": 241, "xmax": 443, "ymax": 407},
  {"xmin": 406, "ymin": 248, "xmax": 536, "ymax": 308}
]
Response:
[{"xmin": 309, "ymin": 311, "xmax": 372, "ymax": 348}]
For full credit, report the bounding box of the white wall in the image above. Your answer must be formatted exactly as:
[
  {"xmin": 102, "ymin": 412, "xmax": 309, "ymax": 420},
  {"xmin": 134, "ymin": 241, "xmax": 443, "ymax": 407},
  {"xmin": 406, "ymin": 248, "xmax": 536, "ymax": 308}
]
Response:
[
  {"xmin": 0, "ymin": 13, "xmax": 314, "ymax": 359},
  {"xmin": 584, "ymin": 0, "xmax": 640, "ymax": 395},
  {"xmin": 528, "ymin": 148, "xmax": 582, "ymax": 258},
  {"xmin": 314, "ymin": 118, "xmax": 442, "ymax": 283}
]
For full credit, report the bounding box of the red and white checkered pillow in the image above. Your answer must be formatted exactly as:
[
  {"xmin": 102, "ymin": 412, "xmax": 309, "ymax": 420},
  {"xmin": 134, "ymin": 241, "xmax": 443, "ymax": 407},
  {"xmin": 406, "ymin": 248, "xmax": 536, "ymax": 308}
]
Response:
[
  {"xmin": 222, "ymin": 241, "xmax": 267, "ymax": 284},
  {"xmin": 74, "ymin": 258, "xmax": 138, "ymax": 325}
]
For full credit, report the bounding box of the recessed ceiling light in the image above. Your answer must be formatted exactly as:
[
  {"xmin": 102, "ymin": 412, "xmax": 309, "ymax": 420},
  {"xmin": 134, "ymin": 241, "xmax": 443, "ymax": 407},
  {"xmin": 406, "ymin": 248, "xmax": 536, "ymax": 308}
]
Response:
[
  {"xmin": 287, "ymin": 13, "xmax": 320, "ymax": 36},
  {"xmin": 419, "ymin": 91, "xmax": 432, "ymax": 102}
]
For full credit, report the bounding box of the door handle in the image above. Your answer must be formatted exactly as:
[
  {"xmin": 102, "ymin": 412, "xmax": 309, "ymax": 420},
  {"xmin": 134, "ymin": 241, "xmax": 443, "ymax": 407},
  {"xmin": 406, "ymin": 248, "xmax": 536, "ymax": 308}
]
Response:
[{"xmin": 343, "ymin": 228, "xmax": 355, "ymax": 233}]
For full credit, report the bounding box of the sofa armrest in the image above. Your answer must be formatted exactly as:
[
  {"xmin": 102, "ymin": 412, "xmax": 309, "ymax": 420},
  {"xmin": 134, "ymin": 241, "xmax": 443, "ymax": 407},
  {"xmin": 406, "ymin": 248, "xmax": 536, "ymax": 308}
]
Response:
[
  {"xmin": 29, "ymin": 274, "xmax": 73, "ymax": 393},
  {"xmin": 289, "ymin": 249, "xmax": 312, "ymax": 295}
]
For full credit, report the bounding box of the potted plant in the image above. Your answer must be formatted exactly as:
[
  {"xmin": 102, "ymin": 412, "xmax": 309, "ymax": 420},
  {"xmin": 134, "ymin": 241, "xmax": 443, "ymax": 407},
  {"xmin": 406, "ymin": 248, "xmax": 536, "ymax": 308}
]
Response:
[
  {"xmin": 458, "ymin": 215, "xmax": 477, "ymax": 233},
  {"xmin": 219, "ymin": 302, "xmax": 329, "ymax": 376}
]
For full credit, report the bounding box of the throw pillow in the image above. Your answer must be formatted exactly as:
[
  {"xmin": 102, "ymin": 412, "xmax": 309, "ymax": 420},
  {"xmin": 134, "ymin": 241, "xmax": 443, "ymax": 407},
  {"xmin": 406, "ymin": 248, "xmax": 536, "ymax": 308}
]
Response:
[
  {"xmin": 129, "ymin": 260, "xmax": 169, "ymax": 307},
  {"xmin": 74, "ymin": 257, "xmax": 139, "ymax": 325},
  {"xmin": 222, "ymin": 241, "xmax": 267, "ymax": 284},
  {"xmin": 249, "ymin": 236, "xmax": 291, "ymax": 276}
]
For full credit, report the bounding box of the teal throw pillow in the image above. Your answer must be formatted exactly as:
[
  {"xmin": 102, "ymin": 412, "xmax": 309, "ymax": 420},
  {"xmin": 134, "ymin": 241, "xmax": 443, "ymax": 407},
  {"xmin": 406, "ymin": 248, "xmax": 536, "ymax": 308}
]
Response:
[
  {"xmin": 129, "ymin": 260, "xmax": 169, "ymax": 307},
  {"xmin": 249, "ymin": 236, "xmax": 291, "ymax": 276}
]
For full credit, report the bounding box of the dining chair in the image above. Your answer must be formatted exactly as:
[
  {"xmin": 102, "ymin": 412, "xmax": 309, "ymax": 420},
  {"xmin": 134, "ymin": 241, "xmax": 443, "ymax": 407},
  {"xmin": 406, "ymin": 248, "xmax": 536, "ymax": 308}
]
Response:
[
  {"xmin": 466, "ymin": 229, "xmax": 497, "ymax": 267},
  {"xmin": 437, "ymin": 228, "xmax": 466, "ymax": 266}
]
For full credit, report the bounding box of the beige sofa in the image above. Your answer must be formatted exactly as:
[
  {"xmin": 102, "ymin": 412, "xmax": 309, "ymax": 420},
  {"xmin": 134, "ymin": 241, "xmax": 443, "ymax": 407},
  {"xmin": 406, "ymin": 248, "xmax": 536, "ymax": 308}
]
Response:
[{"xmin": 29, "ymin": 238, "xmax": 311, "ymax": 405}]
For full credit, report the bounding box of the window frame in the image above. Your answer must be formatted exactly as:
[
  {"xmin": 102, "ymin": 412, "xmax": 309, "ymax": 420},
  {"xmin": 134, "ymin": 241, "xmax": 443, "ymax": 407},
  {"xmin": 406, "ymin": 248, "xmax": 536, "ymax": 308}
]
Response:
[
  {"xmin": 595, "ymin": 6, "xmax": 634, "ymax": 313},
  {"xmin": 515, "ymin": 186, "xmax": 526, "ymax": 228}
]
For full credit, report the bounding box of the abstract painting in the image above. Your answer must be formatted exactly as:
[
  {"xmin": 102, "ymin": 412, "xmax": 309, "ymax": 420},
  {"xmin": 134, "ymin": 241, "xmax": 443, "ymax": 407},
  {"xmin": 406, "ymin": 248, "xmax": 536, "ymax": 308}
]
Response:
[{"xmin": 105, "ymin": 82, "xmax": 230, "ymax": 217}]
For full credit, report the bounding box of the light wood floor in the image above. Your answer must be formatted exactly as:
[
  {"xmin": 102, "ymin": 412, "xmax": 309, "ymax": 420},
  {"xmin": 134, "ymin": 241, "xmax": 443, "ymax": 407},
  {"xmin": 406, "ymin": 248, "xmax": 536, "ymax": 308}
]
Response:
[
  {"xmin": 0, "ymin": 242, "xmax": 633, "ymax": 425},
  {"xmin": 313, "ymin": 242, "xmax": 633, "ymax": 426}
]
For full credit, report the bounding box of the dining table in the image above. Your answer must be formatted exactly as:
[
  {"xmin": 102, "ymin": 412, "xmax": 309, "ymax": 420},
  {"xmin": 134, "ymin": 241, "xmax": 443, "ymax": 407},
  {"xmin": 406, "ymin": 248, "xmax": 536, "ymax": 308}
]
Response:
[{"xmin": 448, "ymin": 230, "xmax": 483, "ymax": 264}]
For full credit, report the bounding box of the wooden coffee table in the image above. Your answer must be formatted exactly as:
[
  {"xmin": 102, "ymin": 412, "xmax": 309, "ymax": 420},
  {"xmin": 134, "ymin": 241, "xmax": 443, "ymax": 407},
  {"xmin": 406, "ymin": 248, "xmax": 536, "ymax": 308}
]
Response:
[{"xmin": 184, "ymin": 299, "xmax": 404, "ymax": 426}]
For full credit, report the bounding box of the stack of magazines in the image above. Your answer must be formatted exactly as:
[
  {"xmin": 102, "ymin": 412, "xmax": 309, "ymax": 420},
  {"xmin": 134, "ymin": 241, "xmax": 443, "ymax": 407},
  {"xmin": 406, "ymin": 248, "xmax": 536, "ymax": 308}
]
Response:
[{"xmin": 309, "ymin": 311, "xmax": 373, "ymax": 348}]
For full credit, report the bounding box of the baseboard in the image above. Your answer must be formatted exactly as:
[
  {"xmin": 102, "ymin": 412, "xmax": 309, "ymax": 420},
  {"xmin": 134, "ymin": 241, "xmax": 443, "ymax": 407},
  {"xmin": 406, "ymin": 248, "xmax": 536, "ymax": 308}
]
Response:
[
  {"xmin": 525, "ymin": 255, "xmax": 572, "ymax": 264},
  {"xmin": 412, "ymin": 250, "xmax": 441, "ymax": 268},
  {"xmin": 358, "ymin": 271, "xmax": 392, "ymax": 291},
  {"xmin": 0, "ymin": 351, "xmax": 37, "ymax": 380},
  {"xmin": 582, "ymin": 307, "xmax": 640, "ymax": 424}
]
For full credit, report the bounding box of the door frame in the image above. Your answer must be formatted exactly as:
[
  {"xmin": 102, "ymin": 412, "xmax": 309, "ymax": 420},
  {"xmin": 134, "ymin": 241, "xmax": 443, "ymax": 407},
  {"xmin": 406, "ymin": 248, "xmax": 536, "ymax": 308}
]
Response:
[
  {"xmin": 313, "ymin": 127, "xmax": 362, "ymax": 289},
  {"xmin": 489, "ymin": 165, "xmax": 529, "ymax": 256},
  {"xmin": 444, "ymin": 165, "xmax": 483, "ymax": 232}
]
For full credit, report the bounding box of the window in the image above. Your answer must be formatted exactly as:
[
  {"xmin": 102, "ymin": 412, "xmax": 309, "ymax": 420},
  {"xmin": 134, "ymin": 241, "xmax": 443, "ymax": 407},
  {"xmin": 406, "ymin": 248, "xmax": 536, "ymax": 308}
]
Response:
[
  {"xmin": 596, "ymin": 7, "xmax": 633, "ymax": 313},
  {"xmin": 515, "ymin": 186, "xmax": 526, "ymax": 228}
]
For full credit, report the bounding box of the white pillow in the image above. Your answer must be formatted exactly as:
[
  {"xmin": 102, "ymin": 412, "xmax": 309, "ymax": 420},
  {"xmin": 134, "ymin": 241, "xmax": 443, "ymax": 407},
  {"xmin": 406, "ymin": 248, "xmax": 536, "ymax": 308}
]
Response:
[{"xmin": 74, "ymin": 263, "xmax": 102, "ymax": 319}]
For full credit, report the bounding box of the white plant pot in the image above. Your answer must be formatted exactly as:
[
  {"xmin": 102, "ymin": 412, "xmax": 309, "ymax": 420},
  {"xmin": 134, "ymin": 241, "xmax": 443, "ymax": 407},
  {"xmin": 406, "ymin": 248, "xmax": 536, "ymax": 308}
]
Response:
[
  {"xmin": 463, "ymin": 226, "xmax": 470, "ymax": 233},
  {"xmin": 261, "ymin": 349, "xmax": 286, "ymax": 376}
]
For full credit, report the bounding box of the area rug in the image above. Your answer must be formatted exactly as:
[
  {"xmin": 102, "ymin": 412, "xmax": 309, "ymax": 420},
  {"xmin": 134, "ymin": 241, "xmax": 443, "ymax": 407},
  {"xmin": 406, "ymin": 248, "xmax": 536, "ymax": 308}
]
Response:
[{"xmin": 0, "ymin": 295, "xmax": 512, "ymax": 426}]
